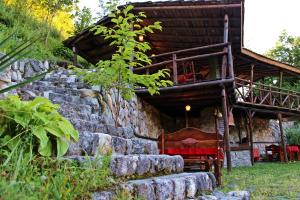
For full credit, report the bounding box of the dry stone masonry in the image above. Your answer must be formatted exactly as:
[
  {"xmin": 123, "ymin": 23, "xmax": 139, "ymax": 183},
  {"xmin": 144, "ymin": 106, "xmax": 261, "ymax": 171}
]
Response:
[{"xmin": 0, "ymin": 58, "xmax": 251, "ymax": 200}]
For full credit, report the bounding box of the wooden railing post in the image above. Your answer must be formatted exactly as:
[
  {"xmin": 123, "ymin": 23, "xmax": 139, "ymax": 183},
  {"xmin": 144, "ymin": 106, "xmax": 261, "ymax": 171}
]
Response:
[
  {"xmin": 228, "ymin": 44, "xmax": 234, "ymax": 79},
  {"xmin": 250, "ymin": 64, "xmax": 254, "ymax": 103},
  {"xmin": 279, "ymin": 71, "xmax": 283, "ymax": 106},
  {"xmin": 269, "ymin": 87, "xmax": 272, "ymax": 106},
  {"xmin": 222, "ymin": 14, "xmax": 229, "ymax": 79},
  {"xmin": 172, "ymin": 54, "xmax": 178, "ymax": 85},
  {"xmin": 221, "ymin": 50, "xmax": 227, "ymax": 79}
]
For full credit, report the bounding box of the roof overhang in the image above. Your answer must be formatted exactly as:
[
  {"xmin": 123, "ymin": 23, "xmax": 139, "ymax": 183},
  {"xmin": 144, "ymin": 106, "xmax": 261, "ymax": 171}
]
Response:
[
  {"xmin": 234, "ymin": 48, "xmax": 300, "ymax": 79},
  {"xmin": 64, "ymin": 0, "xmax": 244, "ymax": 64}
]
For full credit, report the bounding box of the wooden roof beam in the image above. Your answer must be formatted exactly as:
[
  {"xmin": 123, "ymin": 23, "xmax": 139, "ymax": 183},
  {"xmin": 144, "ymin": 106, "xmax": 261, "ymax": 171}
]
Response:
[{"xmin": 133, "ymin": 4, "xmax": 242, "ymax": 11}]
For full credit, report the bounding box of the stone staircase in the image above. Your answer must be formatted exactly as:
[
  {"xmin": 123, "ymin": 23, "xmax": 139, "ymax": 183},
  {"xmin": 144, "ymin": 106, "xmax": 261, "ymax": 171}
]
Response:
[{"xmin": 20, "ymin": 69, "xmax": 250, "ymax": 200}]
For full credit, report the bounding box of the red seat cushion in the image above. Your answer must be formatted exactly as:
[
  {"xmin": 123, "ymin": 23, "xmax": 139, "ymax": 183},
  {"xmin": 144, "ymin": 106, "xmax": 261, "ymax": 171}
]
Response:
[
  {"xmin": 287, "ymin": 145, "xmax": 299, "ymax": 153},
  {"xmin": 253, "ymin": 148, "xmax": 260, "ymax": 158},
  {"xmin": 163, "ymin": 148, "xmax": 224, "ymax": 159}
]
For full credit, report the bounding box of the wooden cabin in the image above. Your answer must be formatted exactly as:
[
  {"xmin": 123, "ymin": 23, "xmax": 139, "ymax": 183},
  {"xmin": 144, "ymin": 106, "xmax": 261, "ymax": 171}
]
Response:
[{"xmin": 64, "ymin": 0, "xmax": 300, "ymax": 170}]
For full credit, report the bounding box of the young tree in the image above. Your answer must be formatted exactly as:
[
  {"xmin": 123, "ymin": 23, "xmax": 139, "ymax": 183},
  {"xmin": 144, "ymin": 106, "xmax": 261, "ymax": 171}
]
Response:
[
  {"xmin": 267, "ymin": 31, "xmax": 300, "ymax": 91},
  {"xmin": 73, "ymin": 5, "xmax": 172, "ymax": 125},
  {"xmin": 36, "ymin": 0, "xmax": 79, "ymax": 45},
  {"xmin": 74, "ymin": 6, "xmax": 93, "ymax": 34}
]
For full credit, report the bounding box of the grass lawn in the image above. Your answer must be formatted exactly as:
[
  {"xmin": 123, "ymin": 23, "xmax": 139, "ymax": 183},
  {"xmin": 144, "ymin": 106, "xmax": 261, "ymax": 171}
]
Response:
[{"xmin": 220, "ymin": 162, "xmax": 300, "ymax": 200}]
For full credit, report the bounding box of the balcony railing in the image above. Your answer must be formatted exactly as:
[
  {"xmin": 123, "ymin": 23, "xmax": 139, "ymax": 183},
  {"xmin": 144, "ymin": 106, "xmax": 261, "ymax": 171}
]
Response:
[
  {"xmin": 235, "ymin": 77, "xmax": 300, "ymax": 112},
  {"xmin": 134, "ymin": 42, "xmax": 234, "ymax": 86}
]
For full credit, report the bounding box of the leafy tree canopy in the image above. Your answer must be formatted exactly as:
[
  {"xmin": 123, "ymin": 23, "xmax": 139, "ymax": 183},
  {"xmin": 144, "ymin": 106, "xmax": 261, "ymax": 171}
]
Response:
[
  {"xmin": 74, "ymin": 6, "xmax": 93, "ymax": 34},
  {"xmin": 266, "ymin": 31, "xmax": 300, "ymax": 91},
  {"xmin": 267, "ymin": 30, "xmax": 300, "ymax": 68}
]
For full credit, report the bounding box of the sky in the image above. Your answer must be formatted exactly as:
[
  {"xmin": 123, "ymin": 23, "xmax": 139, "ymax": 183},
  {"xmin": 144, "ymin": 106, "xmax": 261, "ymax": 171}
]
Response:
[{"xmin": 78, "ymin": 0, "xmax": 300, "ymax": 54}]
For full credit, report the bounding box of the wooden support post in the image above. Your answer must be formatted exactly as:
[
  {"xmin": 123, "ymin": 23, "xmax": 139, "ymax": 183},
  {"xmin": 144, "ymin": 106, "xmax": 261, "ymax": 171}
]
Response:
[
  {"xmin": 72, "ymin": 46, "xmax": 78, "ymax": 66},
  {"xmin": 224, "ymin": 14, "xmax": 229, "ymax": 43},
  {"xmin": 278, "ymin": 113, "xmax": 288, "ymax": 163},
  {"xmin": 250, "ymin": 64, "xmax": 254, "ymax": 103},
  {"xmin": 244, "ymin": 116, "xmax": 250, "ymax": 142},
  {"xmin": 221, "ymin": 87, "xmax": 232, "ymax": 171},
  {"xmin": 185, "ymin": 111, "xmax": 189, "ymax": 128},
  {"xmin": 161, "ymin": 129, "xmax": 165, "ymax": 154},
  {"xmin": 222, "ymin": 14, "xmax": 229, "ymax": 79},
  {"xmin": 236, "ymin": 115, "xmax": 242, "ymax": 144},
  {"xmin": 247, "ymin": 111, "xmax": 254, "ymax": 165},
  {"xmin": 214, "ymin": 113, "xmax": 221, "ymax": 185},
  {"xmin": 172, "ymin": 54, "xmax": 178, "ymax": 84}
]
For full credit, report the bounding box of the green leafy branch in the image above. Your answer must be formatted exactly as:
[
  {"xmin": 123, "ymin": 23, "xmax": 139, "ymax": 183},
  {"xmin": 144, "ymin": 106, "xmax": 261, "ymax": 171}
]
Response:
[{"xmin": 0, "ymin": 95, "xmax": 79, "ymax": 159}]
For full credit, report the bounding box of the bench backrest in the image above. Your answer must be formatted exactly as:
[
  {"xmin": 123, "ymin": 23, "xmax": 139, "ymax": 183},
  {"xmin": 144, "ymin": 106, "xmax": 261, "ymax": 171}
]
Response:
[{"xmin": 158, "ymin": 127, "xmax": 223, "ymax": 156}]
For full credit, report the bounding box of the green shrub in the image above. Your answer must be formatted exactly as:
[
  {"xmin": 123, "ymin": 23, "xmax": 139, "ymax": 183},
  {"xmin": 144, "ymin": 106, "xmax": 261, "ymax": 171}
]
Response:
[
  {"xmin": 0, "ymin": 95, "xmax": 79, "ymax": 160},
  {"xmin": 286, "ymin": 124, "xmax": 300, "ymax": 145},
  {"xmin": 52, "ymin": 43, "xmax": 74, "ymax": 61}
]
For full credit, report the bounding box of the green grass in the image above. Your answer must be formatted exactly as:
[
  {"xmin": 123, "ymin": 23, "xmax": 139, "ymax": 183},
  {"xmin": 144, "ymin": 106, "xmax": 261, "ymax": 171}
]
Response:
[
  {"xmin": 0, "ymin": 156, "xmax": 117, "ymax": 200},
  {"xmin": 221, "ymin": 162, "xmax": 300, "ymax": 200}
]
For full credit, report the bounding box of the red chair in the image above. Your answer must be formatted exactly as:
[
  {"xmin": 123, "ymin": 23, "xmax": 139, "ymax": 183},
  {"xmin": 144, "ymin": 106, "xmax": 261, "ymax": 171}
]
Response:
[{"xmin": 253, "ymin": 148, "xmax": 261, "ymax": 161}]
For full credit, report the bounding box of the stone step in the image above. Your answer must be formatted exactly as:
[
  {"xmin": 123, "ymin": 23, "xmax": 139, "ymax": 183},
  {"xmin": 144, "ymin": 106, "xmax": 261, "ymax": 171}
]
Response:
[
  {"xmin": 38, "ymin": 80, "xmax": 90, "ymax": 89},
  {"xmin": 67, "ymin": 132, "xmax": 159, "ymax": 156},
  {"xmin": 48, "ymin": 92, "xmax": 100, "ymax": 107},
  {"xmin": 24, "ymin": 84, "xmax": 82, "ymax": 97},
  {"xmin": 65, "ymin": 154, "xmax": 184, "ymax": 178},
  {"xmin": 92, "ymin": 172, "xmax": 216, "ymax": 200},
  {"xmin": 66, "ymin": 118, "xmax": 106, "ymax": 133},
  {"xmin": 61, "ymin": 110, "xmax": 101, "ymax": 122},
  {"xmin": 41, "ymin": 75, "xmax": 80, "ymax": 83}
]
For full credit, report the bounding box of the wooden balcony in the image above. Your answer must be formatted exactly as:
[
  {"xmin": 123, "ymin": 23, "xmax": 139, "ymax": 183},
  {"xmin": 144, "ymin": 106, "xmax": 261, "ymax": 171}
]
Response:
[
  {"xmin": 235, "ymin": 77, "xmax": 300, "ymax": 116},
  {"xmin": 134, "ymin": 42, "xmax": 235, "ymax": 113}
]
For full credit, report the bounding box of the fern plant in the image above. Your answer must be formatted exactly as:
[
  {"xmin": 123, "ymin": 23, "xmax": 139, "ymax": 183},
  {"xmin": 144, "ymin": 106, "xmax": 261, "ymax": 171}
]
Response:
[{"xmin": 0, "ymin": 95, "xmax": 78, "ymax": 162}]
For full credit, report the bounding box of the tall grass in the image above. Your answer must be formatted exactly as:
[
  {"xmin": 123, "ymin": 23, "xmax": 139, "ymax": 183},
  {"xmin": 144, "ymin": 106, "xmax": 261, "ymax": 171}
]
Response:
[
  {"xmin": 0, "ymin": 154, "xmax": 114, "ymax": 200},
  {"xmin": 0, "ymin": 1, "xmax": 74, "ymax": 62}
]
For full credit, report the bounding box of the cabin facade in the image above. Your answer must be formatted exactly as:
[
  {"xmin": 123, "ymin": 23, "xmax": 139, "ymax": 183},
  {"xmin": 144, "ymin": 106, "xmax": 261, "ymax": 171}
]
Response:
[{"xmin": 64, "ymin": 0, "xmax": 300, "ymax": 170}]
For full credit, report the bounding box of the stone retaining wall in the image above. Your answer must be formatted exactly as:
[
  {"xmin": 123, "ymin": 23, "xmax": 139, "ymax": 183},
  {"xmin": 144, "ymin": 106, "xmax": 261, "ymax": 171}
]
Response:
[
  {"xmin": 0, "ymin": 57, "xmax": 162, "ymax": 140},
  {"xmin": 0, "ymin": 58, "xmax": 50, "ymax": 89}
]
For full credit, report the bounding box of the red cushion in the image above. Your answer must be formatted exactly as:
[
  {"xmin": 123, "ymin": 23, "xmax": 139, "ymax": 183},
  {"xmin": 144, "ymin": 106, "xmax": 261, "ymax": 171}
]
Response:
[
  {"xmin": 164, "ymin": 148, "xmax": 222, "ymax": 155},
  {"xmin": 177, "ymin": 75, "xmax": 187, "ymax": 83},
  {"xmin": 253, "ymin": 148, "xmax": 260, "ymax": 158},
  {"xmin": 185, "ymin": 73, "xmax": 193, "ymax": 79},
  {"xmin": 287, "ymin": 145, "xmax": 299, "ymax": 153}
]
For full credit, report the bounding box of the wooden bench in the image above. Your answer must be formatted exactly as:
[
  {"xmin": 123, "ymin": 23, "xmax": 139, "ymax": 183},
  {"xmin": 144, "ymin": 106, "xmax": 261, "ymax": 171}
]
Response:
[{"xmin": 158, "ymin": 127, "xmax": 224, "ymax": 185}]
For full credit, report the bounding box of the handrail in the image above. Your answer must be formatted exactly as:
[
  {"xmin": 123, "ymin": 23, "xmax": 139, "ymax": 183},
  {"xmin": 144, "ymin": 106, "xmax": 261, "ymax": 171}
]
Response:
[
  {"xmin": 235, "ymin": 77, "xmax": 300, "ymax": 111},
  {"xmin": 147, "ymin": 42, "xmax": 228, "ymax": 60},
  {"xmin": 235, "ymin": 77, "xmax": 300, "ymax": 95},
  {"xmin": 133, "ymin": 42, "xmax": 234, "ymax": 88},
  {"xmin": 235, "ymin": 82, "xmax": 299, "ymax": 98},
  {"xmin": 135, "ymin": 50, "xmax": 227, "ymax": 72}
]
